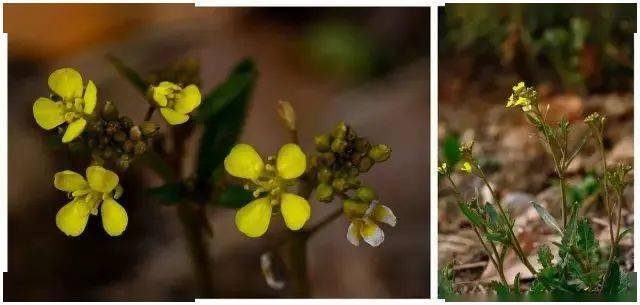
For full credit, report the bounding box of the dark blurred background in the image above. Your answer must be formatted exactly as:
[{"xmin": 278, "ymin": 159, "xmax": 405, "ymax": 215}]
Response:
[
  {"xmin": 438, "ymin": 3, "xmax": 634, "ymax": 293},
  {"xmin": 4, "ymin": 4, "xmax": 429, "ymax": 300}
]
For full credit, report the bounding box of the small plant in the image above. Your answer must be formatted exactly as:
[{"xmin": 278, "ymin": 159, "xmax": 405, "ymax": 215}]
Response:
[
  {"xmin": 33, "ymin": 57, "xmax": 397, "ymax": 297},
  {"xmin": 439, "ymin": 82, "xmax": 633, "ymax": 296}
]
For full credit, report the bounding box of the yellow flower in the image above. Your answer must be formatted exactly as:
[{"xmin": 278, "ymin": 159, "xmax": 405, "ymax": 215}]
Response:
[
  {"xmin": 344, "ymin": 199, "xmax": 396, "ymax": 247},
  {"xmin": 33, "ymin": 68, "xmax": 97, "ymax": 143},
  {"xmin": 460, "ymin": 161, "xmax": 472, "ymax": 173},
  {"xmin": 224, "ymin": 143, "xmax": 310, "ymax": 237},
  {"xmin": 437, "ymin": 162, "xmax": 448, "ymax": 175},
  {"xmin": 53, "ymin": 166, "xmax": 127, "ymax": 237},
  {"xmin": 150, "ymin": 81, "xmax": 201, "ymax": 125}
]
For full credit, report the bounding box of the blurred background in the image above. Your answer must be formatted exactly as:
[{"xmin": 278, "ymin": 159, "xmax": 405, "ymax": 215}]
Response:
[
  {"xmin": 4, "ymin": 4, "xmax": 429, "ymax": 300},
  {"xmin": 438, "ymin": 3, "xmax": 634, "ymax": 294}
]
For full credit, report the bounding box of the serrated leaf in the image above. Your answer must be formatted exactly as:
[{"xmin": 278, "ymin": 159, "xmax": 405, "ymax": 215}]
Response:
[
  {"xmin": 537, "ymin": 245, "xmax": 554, "ymax": 269},
  {"xmin": 106, "ymin": 55, "xmax": 149, "ymax": 95},
  {"xmin": 484, "ymin": 202, "xmax": 499, "ymax": 226},
  {"xmin": 458, "ymin": 201, "xmax": 484, "ymax": 227},
  {"xmin": 193, "ymin": 59, "xmax": 257, "ymax": 200},
  {"xmin": 148, "ymin": 182, "xmax": 186, "ymax": 205},
  {"xmin": 603, "ymin": 262, "xmax": 621, "ymax": 295},
  {"xmin": 217, "ymin": 185, "xmax": 253, "ymax": 209},
  {"xmin": 532, "ymin": 201, "xmax": 562, "ymax": 235}
]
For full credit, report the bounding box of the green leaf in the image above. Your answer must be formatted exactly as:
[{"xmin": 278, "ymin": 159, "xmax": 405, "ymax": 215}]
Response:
[
  {"xmin": 532, "ymin": 201, "xmax": 563, "ymax": 235},
  {"xmin": 442, "ymin": 133, "xmax": 461, "ymax": 166},
  {"xmin": 458, "ymin": 201, "xmax": 484, "ymax": 228},
  {"xmin": 194, "ymin": 59, "xmax": 257, "ymax": 200},
  {"xmin": 106, "ymin": 55, "xmax": 149, "ymax": 95},
  {"xmin": 195, "ymin": 63, "xmax": 257, "ymax": 122},
  {"xmin": 537, "ymin": 245, "xmax": 554, "ymax": 269},
  {"xmin": 138, "ymin": 151, "xmax": 175, "ymax": 182},
  {"xmin": 484, "ymin": 202, "xmax": 499, "ymax": 226},
  {"xmin": 148, "ymin": 182, "xmax": 186, "ymax": 205},
  {"xmin": 491, "ymin": 281, "xmax": 511, "ymax": 296},
  {"xmin": 217, "ymin": 185, "xmax": 253, "ymax": 209},
  {"xmin": 512, "ymin": 273, "xmax": 521, "ymax": 294},
  {"xmin": 618, "ymin": 227, "xmax": 633, "ymax": 241},
  {"xmin": 603, "ymin": 262, "xmax": 621, "ymax": 295}
]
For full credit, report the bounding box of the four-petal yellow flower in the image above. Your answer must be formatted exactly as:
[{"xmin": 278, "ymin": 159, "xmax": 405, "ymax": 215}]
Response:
[
  {"xmin": 224, "ymin": 143, "xmax": 310, "ymax": 237},
  {"xmin": 53, "ymin": 166, "xmax": 127, "ymax": 237},
  {"xmin": 33, "ymin": 68, "xmax": 97, "ymax": 143},
  {"xmin": 150, "ymin": 81, "xmax": 201, "ymax": 125}
]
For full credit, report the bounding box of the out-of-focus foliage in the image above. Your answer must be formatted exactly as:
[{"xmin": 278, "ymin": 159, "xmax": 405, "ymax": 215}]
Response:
[{"xmin": 440, "ymin": 4, "xmax": 635, "ymax": 93}]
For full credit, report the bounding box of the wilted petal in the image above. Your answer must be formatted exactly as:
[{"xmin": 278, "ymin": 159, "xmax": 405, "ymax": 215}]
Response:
[
  {"xmin": 280, "ymin": 193, "xmax": 310, "ymax": 231},
  {"xmin": 360, "ymin": 219, "xmax": 384, "ymax": 247},
  {"xmin": 33, "ymin": 97, "xmax": 65, "ymax": 130},
  {"xmin": 86, "ymin": 165, "xmax": 119, "ymax": 193},
  {"xmin": 53, "ymin": 170, "xmax": 87, "ymax": 192},
  {"xmin": 48, "ymin": 68, "xmax": 83, "ymax": 100},
  {"xmin": 56, "ymin": 200, "xmax": 89, "ymax": 237},
  {"xmin": 235, "ymin": 197, "xmax": 272, "ymax": 237},
  {"xmin": 101, "ymin": 198, "xmax": 128, "ymax": 236},
  {"xmin": 224, "ymin": 144, "xmax": 264, "ymax": 180},
  {"xmin": 347, "ymin": 220, "xmax": 362, "ymax": 246},
  {"xmin": 372, "ymin": 204, "xmax": 397, "ymax": 227},
  {"xmin": 276, "ymin": 143, "xmax": 306, "ymax": 179}
]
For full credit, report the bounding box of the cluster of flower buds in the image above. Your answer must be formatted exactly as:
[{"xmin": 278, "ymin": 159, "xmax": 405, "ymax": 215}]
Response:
[
  {"xmin": 311, "ymin": 122, "xmax": 391, "ymax": 202},
  {"xmin": 85, "ymin": 101, "xmax": 159, "ymax": 170},
  {"xmin": 506, "ymin": 81, "xmax": 538, "ymax": 112}
]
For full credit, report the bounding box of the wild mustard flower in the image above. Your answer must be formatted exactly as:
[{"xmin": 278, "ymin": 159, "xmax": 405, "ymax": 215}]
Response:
[
  {"xmin": 437, "ymin": 162, "xmax": 449, "ymax": 175},
  {"xmin": 344, "ymin": 198, "xmax": 396, "ymax": 247},
  {"xmin": 224, "ymin": 143, "xmax": 310, "ymax": 237},
  {"xmin": 150, "ymin": 81, "xmax": 201, "ymax": 125},
  {"xmin": 506, "ymin": 81, "xmax": 535, "ymax": 112},
  {"xmin": 460, "ymin": 161, "xmax": 472, "ymax": 173},
  {"xmin": 53, "ymin": 165, "xmax": 127, "ymax": 237},
  {"xmin": 33, "ymin": 68, "xmax": 97, "ymax": 143}
]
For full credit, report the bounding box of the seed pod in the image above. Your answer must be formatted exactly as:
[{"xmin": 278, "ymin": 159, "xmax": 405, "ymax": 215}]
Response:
[
  {"xmin": 314, "ymin": 134, "xmax": 331, "ymax": 152},
  {"xmin": 129, "ymin": 126, "xmax": 142, "ymax": 141},
  {"xmin": 317, "ymin": 166, "xmax": 332, "ymax": 182},
  {"xmin": 101, "ymin": 101, "xmax": 119, "ymax": 121},
  {"xmin": 140, "ymin": 121, "xmax": 159, "ymax": 137},
  {"xmin": 358, "ymin": 156, "xmax": 374, "ymax": 172},
  {"xmin": 134, "ymin": 141, "xmax": 147, "ymax": 155},
  {"xmin": 330, "ymin": 138, "xmax": 347, "ymax": 154},
  {"xmin": 354, "ymin": 137, "xmax": 371, "ymax": 153},
  {"xmin": 315, "ymin": 183, "xmax": 334, "ymax": 203},
  {"xmin": 356, "ymin": 186, "xmax": 377, "ymax": 203},
  {"xmin": 332, "ymin": 122, "xmax": 347, "ymax": 140},
  {"xmin": 368, "ymin": 144, "xmax": 391, "ymax": 162}
]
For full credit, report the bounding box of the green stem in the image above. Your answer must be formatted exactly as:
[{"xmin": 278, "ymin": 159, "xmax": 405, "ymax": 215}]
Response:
[
  {"xmin": 144, "ymin": 106, "xmax": 156, "ymax": 121},
  {"xmin": 178, "ymin": 203, "xmax": 215, "ymax": 298},
  {"xmin": 559, "ymin": 176, "xmax": 568, "ymax": 228}
]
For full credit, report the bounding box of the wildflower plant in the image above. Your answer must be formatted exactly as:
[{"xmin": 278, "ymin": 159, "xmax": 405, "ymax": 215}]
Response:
[
  {"xmin": 440, "ymin": 82, "xmax": 633, "ymax": 297},
  {"xmin": 34, "ymin": 56, "xmax": 396, "ymax": 298}
]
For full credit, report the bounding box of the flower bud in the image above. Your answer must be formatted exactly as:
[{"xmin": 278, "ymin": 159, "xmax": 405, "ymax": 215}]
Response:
[
  {"xmin": 123, "ymin": 140, "xmax": 134, "ymax": 153},
  {"xmin": 331, "ymin": 138, "xmax": 347, "ymax": 153},
  {"xmin": 356, "ymin": 186, "xmax": 377, "ymax": 203},
  {"xmin": 101, "ymin": 101, "xmax": 119, "ymax": 121},
  {"xmin": 315, "ymin": 183, "xmax": 334, "ymax": 202},
  {"xmin": 105, "ymin": 121, "xmax": 119, "ymax": 136},
  {"xmin": 141, "ymin": 121, "xmax": 159, "ymax": 137},
  {"xmin": 321, "ymin": 152, "xmax": 335, "ymax": 166},
  {"xmin": 332, "ymin": 177, "xmax": 347, "ymax": 192},
  {"xmin": 343, "ymin": 198, "xmax": 368, "ymax": 218},
  {"xmin": 317, "ymin": 166, "xmax": 332, "ymax": 182},
  {"xmin": 354, "ymin": 137, "xmax": 371, "ymax": 153},
  {"xmin": 118, "ymin": 154, "xmax": 131, "ymax": 170},
  {"xmin": 368, "ymin": 144, "xmax": 391, "ymax": 162},
  {"xmin": 350, "ymin": 152, "xmax": 362, "ymax": 164},
  {"xmin": 134, "ymin": 141, "xmax": 147, "ymax": 155},
  {"xmin": 346, "ymin": 176, "xmax": 361, "ymax": 188},
  {"xmin": 332, "ymin": 122, "xmax": 347, "ymax": 140},
  {"xmin": 129, "ymin": 126, "xmax": 142, "ymax": 141},
  {"xmin": 346, "ymin": 127, "xmax": 357, "ymax": 142},
  {"xmin": 102, "ymin": 147, "xmax": 116, "ymax": 159},
  {"xmin": 113, "ymin": 131, "xmax": 127, "ymax": 143},
  {"xmin": 358, "ymin": 156, "xmax": 374, "ymax": 172},
  {"xmin": 277, "ymin": 100, "xmax": 296, "ymax": 131},
  {"xmin": 120, "ymin": 116, "xmax": 134, "ymax": 131},
  {"xmin": 314, "ymin": 134, "xmax": 331, "ymax": 152}
]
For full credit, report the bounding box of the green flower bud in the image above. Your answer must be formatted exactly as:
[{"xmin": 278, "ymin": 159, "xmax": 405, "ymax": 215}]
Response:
[
  {"xmin": 105, "ymin": 121, "xmax": 119, "ymax": 136},
  {"xmin": 120, "ymin": 116, "xmax": 134, "ymax": 131},
  {"xmin": 134, "ymin": 141, "xmax": 147, "ymax": 155},
  {"xmin": 123, "ymin": 140, "xmax": 134, "ymax": 153},
  {"xmin": 129, "ymin": 126, "xmax": 142, "ymax": 141},
  {"xmin": 314, "ymin": 134, "xmax": 331, "ymax": 152},
  {"xmin": 332, "ymin": 177, "xmax": 347, "ymax": 192},
  {"xmin": 350, "ymin": 152, "xmax": 362, "ymax": 164},
  {"xmin": 356, "ymin": 186, "xmax": 377, "ymax": 203},
  {"xmin": 140, "ymin": 121, "xmax": 159, "ymax": 137},
  {"xmin": 102, "ymin": 147, "xmax": 116, "ymax": 160},
  {"xmin": 358, "ymin": 156, "xmax": 374, "ymax": 172},
  {"xmin": 315, "ymin": 183, "xmax": 334, "ymax": 202},
  {"xmin": 331, "ymin": 138, "xmax": 347, "ymax": 153},
  {"xmin": 101, "ymin": 101, "xmax": 119, "ymax": 121},
  {"xmin": 317, "ymin": 166, "xmax": 332, "ymax": 182},
  {"xmin": 321, "ymin": 152, "xmax": 336, "ymax": 166},
  {"xmin": 343, "ymin": 198, "xmax": 368, "ymax": 218},
  {"xmin": 346, "ymin": 176, "xmax": 361, "ymax": 188},
  {"xmin": 332, "ymin": 122, "xmax": 347, "ymax": 139},
  {"xmin": 118, "ymin": 154, "xmax": 131, "ymax": 170},
  {"xmin": 368, "ymin": 144, "xmax": 391, "ymax": 162},
  {"xmin": 346, "ymin": 127, "xmax": 357, "ymax": 142},
  {"xmin": 354, "ymin": 137, "xmax": 371, "ymax": 153}
]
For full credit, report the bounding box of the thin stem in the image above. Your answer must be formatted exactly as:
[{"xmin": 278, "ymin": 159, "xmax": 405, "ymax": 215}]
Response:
[
  {"xmin": 305, "ymin": 208, "xmax": 343, "ymax": 236},
  {"xmin": 615, "ymin": 191, "xmax": 624, "ymax": 246},
  {"xmin": 144, "ymin": 106, "xmax": 156, "ymax": 121},
  {"xmin": 178, "ymin": 203, "xmax": 215, "ymax": 298},
  {"xmin": 598, "ymin": 138, "xmax": 615, "ymax": 249},
  {"xmin": 559, "ymin": 176, "xmax": 567, "ymax": 227}
]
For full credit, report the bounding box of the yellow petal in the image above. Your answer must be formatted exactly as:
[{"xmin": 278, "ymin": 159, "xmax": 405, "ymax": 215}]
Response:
[
  {"xmin": 53, "ymin": 170, "xmax": 88, "ymax": 192},
  {"xmin": 101, "ymin": 198, "xmax": 128, "ymax": 236},
  {"xmin": 151, "ymin": 81, "xmax": 177, "ymax": 107},
  {"xmin": 83, "ymin": 80, "xmax": 97, "ymax": 114},
  {"xmin": 372, "ymin": 204, "xmax": 397, "ymax": 227},
  {"xmin": 61, "ymin": 118, "xmax": 87, "ymax": 143},
  {"xmin": 224, "ymin": 144, "xmax": 264, "ymax": 180},
  {"xmin": 159, "ymin": 107, "xmax": 189, "ymax": 125},
  {"xmin": 360, "ymin": 219, "xmax": 384, "ymax": 247},
  {"xmin": 174, "ymin": 84, "xmax": 201, "ymax": 114},
  {"xmin": 56, "ymin": 200, "xmax": 89, "ymax": 237},
  {"xmin": 280, "ymin": 193, "xmax": 311, "ymax": 231},
  {"xmin": 460, "ymin": 161, "xmax": 472, "ymax": 173},
  {"xmin": 347, "ymin": 220, "xmax": 363, "ymax": 246},
  {"xmin": 48, "ymin": 68, "xmax": 83, "ymax": 100},
  {"xmin": 86, "ymin": 165, "xmax": 119, "ymax": 193},
  {"xmin": 235, "ymin": 197, "xmax": 272, "ymax": 238},
  {"xmin": 276, "ymin": 143, "xmax": 306, "ymax": 179},
  {"xmin": 33, "ymin": 97, "xmax": 65, "ymax": 130}
]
